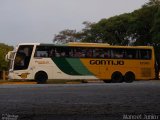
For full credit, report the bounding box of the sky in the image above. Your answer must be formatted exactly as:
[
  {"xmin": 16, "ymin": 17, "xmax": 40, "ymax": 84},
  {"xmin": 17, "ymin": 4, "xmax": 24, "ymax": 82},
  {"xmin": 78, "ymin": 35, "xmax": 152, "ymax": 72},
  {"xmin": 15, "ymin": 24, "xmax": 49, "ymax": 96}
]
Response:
[{"xmin": 0, "ymin": 0, "xmax": 149, "ymax": 46}]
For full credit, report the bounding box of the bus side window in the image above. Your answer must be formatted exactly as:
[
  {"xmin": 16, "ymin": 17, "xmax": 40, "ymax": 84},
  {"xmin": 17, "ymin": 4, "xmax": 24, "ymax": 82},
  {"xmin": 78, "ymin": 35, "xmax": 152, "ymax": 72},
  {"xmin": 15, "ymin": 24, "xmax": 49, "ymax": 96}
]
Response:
[
  {"xmin": 85, "ymin": 49, "xmax": 93, "ymax": 58},
  {"xmin": 139, "ymin": 49, "xmax": 151, "ymax": 60},
  {"xmin": 73, "ymin": 47, "xmax": 86, "ymax": 58},
  {"xmin": 35, "ymin": 51, "xmax": 48, "ymax": 57},
  {"xmin": 111, "ymin": 49, "xmax": 124, "ymax": 59},
  {"xmin": 93, "ymin": 49, "xmax": 97, "ymax": 58},
  {"xmin": 125, "ymin": 49, "xmax": 138, "ymax": 59},
  {"xmin": 49, "ymin": 48, "xmax": 55, "ymax": 57},
  {"xmin": 54, "ymin": 47, "xmax": 69, "ymax": 58},
  {"xmin": 99, "ymin": 49, "xmax": 105, "ymax": 58},
  {"xmin": 35, "ymin": 46, "xmax": 49, "ymax": 58},
  {"xmin": 55, "ymin": 48, "xmax": 60, "ymax": 57},
  {"xmin": 93, "ymin": 48, "xmax": 104, "ymax": 58},
  {"xmin": 74, "ymin": 48, "xmax": 81, "ymax": 57},
  {"xmin": 104, "ymin": 49, "xmax": 110, "ymax": 58},
  {"xmin": 69, "ymin": 48, "xmax": 74, "ymax": 57}
]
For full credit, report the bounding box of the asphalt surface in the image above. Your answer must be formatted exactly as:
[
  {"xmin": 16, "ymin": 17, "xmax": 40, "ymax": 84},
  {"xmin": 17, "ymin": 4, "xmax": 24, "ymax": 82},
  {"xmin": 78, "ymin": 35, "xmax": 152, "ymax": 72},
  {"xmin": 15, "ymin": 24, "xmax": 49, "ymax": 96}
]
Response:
[{"xmin": 0, "ymin": 80, "xmax": 160, "ymax": 120}]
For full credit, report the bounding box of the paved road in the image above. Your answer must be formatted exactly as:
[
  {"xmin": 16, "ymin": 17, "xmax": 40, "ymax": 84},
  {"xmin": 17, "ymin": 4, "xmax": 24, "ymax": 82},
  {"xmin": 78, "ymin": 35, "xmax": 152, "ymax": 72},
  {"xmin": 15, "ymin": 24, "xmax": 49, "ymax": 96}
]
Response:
[{"xmin": 0, "ymin": 81, "xmax": 160, "ymax": 120}]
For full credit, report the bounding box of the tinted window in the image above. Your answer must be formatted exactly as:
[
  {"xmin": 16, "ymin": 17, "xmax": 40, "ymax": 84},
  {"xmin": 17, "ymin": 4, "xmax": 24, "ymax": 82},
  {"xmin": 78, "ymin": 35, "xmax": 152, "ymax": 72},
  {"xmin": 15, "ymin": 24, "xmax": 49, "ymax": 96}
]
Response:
[
  {"xmin": 14, "ymin": 45, "xmax": 33, "ymax": 70},
  {"xmin": 139, "ymin": 49, "xmax": 152, "ymax": 60},
  {"xmin": 125, "ymin": 49, "xmax": 139, "ymax": 59},
  {"xmin": 34, "ymin": 46, "xmax": 152, "ymax": 60}
]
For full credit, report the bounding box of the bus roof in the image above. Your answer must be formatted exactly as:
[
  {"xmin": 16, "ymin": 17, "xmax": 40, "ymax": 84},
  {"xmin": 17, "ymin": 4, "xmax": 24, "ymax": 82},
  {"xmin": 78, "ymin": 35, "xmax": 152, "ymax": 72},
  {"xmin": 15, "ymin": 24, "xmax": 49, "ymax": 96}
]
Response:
[
  {"xmin": 67, "ymin": 42, "xmax": 110, "ymax": 47},
  {"xmin": 18, "ymin": 42, "xmax": 154, "ymax": 49},
  {"xmin": 18, "ymin": 43, "xmax": 40, "ymax": 46}
]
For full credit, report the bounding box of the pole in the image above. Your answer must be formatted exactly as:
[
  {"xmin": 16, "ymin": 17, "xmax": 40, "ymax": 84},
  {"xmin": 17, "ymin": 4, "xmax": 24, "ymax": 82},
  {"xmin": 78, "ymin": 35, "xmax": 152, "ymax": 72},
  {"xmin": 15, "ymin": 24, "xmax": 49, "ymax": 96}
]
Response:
[{"xmin": 3, "ymin": 70, "xmax": 6, "ymax": 80}]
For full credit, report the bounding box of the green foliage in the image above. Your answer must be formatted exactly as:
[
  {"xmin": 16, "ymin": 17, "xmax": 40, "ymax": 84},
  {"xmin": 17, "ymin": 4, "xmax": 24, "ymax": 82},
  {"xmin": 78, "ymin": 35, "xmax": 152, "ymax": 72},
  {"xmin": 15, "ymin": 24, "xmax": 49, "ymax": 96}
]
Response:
[
  {"xmin": 151, "ymin": 6, "xmax": 160, "ymax": 44},
  {"xmin": 53, "ymin": 29, "xmax": 86, "ymax": 44},
  {"xmin": 81, "ymin": 1, "xmax": 160, "ymax": 46},
  {"xmin": 53, "ymin": 0, "xmax": 160, "ymax": 46},
  {"xmin": 129, "ymin": 6, "xmax": 157, "ymax": 45},
  {"xmin": 143, "ymin": 0, "xmax": 160, "ymax": 7},
  {"xmin": 0, "ymin": 43, "xmax": 13, "ymax": 70},
  {"xmin": 82, "ymin": 13, "xmax": 132, "ymax": 45}
]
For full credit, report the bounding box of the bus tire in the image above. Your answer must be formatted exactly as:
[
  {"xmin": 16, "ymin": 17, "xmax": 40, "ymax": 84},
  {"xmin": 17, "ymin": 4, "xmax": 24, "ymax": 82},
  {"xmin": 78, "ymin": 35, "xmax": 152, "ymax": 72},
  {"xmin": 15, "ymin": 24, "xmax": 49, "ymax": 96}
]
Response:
[
  {"xmin": 124, "ymin": 72, "xmax": 135, "ymax": 83},
  {"xmin": 111, "ymin": 71, "xmax": 123, "ymax": 83},
  {"xmin": 103, "ymin": 80, "xmax": 111, "ymax": 83},
  {"xmin": 35, "ymin": 71, "xmax": 48, "ymax": 84}
]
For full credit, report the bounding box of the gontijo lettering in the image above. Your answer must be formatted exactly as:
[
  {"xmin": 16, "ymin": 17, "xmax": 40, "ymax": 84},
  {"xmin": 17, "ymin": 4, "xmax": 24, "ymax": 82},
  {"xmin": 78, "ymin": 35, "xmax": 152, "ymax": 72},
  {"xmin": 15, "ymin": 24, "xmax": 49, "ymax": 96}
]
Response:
[{"xmin": 90, "ymin": 60, "xmax": 124, "ymax": 65}]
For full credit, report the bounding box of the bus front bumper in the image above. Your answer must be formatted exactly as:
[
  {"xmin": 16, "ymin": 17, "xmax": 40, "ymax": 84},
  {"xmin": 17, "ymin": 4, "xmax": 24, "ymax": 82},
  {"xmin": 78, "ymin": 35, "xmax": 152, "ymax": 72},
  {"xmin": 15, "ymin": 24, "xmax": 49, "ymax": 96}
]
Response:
[
  {"xmin": 8, "ymin": 71, "xmax": 16, "ymax": 80},
  {"xmin": 8, "ymin": 70, "xmax": 23, "ymax": 80},
  {"xmin": 8, "ymin": 70, "xmax": 33, "ymax": 80}
]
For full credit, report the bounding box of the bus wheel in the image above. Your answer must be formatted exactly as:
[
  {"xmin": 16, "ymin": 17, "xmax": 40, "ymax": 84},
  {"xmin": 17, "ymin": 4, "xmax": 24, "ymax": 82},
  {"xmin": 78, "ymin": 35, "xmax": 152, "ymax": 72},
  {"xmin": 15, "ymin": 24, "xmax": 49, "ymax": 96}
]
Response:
[
  {"xmin": 35, "ymin": 71, "xmax": 48, "ymax": 84},
  {"xmin": 124, "ymin": 72, "xmax": 135, "ymax": 83},
  {"xmin": 111, "ymin": 71, "xmax": 123, "ymax": 83},
  {"xmin": 103, "ymin": 80, "xmax": 111, "ymax": 83}
]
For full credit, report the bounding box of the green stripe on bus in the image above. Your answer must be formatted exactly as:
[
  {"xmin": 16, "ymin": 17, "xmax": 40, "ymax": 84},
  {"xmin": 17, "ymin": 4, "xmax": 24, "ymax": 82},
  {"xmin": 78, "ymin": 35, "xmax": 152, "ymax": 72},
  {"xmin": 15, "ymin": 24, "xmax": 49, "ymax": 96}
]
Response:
[
  {"xmin": 52, "ymin": 58, "xmax": 81, "ymax": 75},
  {"xmin": 52, "ymin": 58, "xmax": 93, "ymax": 75},
  {"xmin": 65, "ymin": 58, "xmax": 93, "ymax": 75}
]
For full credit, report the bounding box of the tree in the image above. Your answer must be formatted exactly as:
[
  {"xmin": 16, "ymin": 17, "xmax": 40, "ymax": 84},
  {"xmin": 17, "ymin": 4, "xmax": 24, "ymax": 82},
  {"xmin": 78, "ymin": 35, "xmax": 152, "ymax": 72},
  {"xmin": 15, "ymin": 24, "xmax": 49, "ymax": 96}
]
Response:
[
  {"xmin": 81, "ymin": 1, "xmax": 159, "ymax": 46},
  {"xmin": 150, "ymin": 6, "xmax": 160, "ymax": 75},
  {"xmin": 53, "ymin": 0, "xmax": 160, "ymax": 46},
  {"xmin": 81, "ymin": 14, "xmax": 132, "ymax": 45},
  {"xmin": 0, "ymin": 43, "xmax": 13, "ymax": 71},
  {"xmin": 143, "ymin": 0, "xmax": 160, "ymax": 7},
  {"xmin": 151, "ymin": 7, "xmax": 160, "ymax": 44},
  {"xmin": 53, "ymin": 29, "xmax": 84, "ymax": 44},
  {"xmin": 53, "ymin": 29, "xmax": 76, "ymax": 44},
  {"xmin": 128, "ymin": 6, "xmax": 157, "ymax": 45}
]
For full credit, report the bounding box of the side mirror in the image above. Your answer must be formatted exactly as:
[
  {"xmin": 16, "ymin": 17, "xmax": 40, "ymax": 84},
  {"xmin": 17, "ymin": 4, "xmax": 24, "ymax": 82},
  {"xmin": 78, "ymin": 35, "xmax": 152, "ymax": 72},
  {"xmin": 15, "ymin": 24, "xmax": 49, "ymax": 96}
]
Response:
[{"xmin": 5, "ymin": 51, "xmax": 15, "ymax": 62}]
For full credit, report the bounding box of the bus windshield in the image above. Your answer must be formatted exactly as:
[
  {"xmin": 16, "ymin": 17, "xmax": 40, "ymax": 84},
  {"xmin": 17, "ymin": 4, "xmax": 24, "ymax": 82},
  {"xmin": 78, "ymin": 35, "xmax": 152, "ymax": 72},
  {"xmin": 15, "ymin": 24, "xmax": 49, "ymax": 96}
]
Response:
[{"xmin": 14, "ymin": 45, "xmax": 33, "ymax": 70}]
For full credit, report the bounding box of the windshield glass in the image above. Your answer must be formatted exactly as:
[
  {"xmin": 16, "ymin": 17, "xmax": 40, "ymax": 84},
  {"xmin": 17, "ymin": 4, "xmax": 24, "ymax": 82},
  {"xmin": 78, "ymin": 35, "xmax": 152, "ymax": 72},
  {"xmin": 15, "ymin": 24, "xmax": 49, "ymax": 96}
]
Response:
[{"xmin": 14, "ymin": 45, "xmax": 33, "ymax": 70}]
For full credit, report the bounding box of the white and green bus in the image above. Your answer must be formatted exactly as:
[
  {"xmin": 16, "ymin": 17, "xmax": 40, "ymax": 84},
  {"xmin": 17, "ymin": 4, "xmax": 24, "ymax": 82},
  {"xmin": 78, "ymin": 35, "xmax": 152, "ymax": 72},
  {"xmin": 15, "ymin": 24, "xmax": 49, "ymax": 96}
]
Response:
[{"xmin": 6, "ymin": 42, "xmax": 156, "ymax": 83}]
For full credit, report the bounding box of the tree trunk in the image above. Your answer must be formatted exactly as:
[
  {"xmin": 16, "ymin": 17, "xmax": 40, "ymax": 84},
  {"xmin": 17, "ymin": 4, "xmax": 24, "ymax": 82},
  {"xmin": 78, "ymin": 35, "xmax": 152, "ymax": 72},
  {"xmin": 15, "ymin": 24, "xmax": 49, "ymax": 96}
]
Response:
[{"xmin": 3, "ymin": 71, "xmax": 6, "ymax": 80}]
